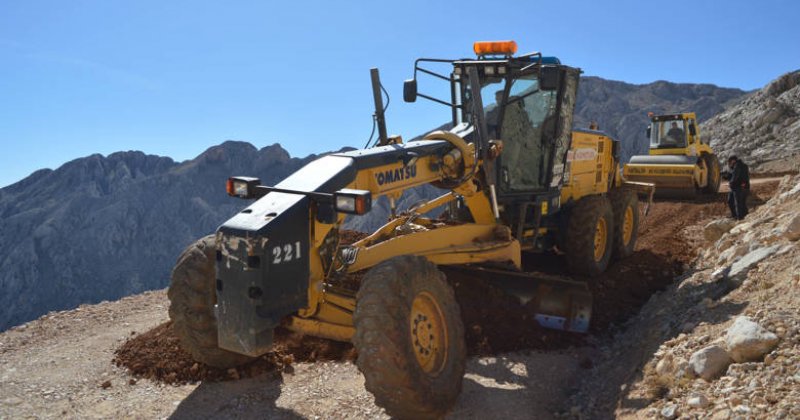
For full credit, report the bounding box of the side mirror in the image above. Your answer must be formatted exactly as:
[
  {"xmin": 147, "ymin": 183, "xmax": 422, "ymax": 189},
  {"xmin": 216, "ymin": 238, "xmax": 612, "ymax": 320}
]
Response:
[
  {"xmin": 688, "ymin": 123, "xmax": 697, "ymax": 136},
  {"xmin": 540, "ymin": 67, "xmax": 560, "ymax": 91},
  {"xmin": 403, "ymin": 79, "xmax": 417, "ymax": 103},
  {"xmin": 646, "ymin": 126, "xmax": 651, "ymax": 139}
]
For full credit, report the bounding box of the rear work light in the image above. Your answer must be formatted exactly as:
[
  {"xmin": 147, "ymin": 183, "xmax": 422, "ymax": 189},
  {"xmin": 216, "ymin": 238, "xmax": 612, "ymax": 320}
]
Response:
[
  {"xmin": 473, "ymin": 40, "xmax": 518, "ymax": 56},
  {"xmin": 333, "ymin": 189, "xmax": 372, "ymax": 215}
]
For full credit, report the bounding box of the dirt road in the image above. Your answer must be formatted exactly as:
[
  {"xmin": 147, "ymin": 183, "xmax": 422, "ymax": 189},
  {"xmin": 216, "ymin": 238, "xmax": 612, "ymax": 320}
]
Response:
[
  {"xmin": 0, "ymin": 182, "xmax": 780, "ymax": 419},
  {"xmin": 0, "ymin": 290, "xmax": 584, "ymax": 419}
]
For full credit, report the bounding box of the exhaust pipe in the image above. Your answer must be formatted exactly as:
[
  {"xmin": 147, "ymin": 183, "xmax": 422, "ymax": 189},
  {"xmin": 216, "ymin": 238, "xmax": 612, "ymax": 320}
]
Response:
[{"xmin": 370, "ymin": 68, "xmax": 389, "ymax": 146}]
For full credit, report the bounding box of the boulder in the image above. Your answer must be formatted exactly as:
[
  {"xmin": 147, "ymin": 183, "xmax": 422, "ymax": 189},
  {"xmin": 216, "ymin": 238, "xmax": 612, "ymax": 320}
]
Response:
[
  {"xmin": 728, "ymin": 245, "xmax": 780, "ymax": 283},
  {"xmin": 703, "ymin": 219, "xmax": 736, "ymax": 242},
  {"xmin": 660, "ymin": 404, "xmax": 678, "ymax": 419},
  {"xmin": 782, "ymin": 213, "xmax": 800, "ymax": 241},
  {"xmin": 689, "ymin": 345, "xmax": 732, "ymax": 380},
  {"xmin": 687, "ymin": 394, "xmax": 709, "ymax": 408},
  {"xmin": 725, "ymin": 316, "xmax": 779, "ymax": 362}
]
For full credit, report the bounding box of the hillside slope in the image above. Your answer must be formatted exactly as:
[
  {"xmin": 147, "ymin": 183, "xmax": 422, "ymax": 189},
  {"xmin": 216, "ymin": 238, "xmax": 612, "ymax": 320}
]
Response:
[
  {"xmin": 702, "ymin": 70, "xmax": 800, "ymax": 172},
  {"xmin": 569, "ymin": 175, "xmax": 800, "ymax": 418}
]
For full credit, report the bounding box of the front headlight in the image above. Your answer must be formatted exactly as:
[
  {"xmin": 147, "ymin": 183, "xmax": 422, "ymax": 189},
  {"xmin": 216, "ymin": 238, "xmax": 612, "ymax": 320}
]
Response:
[{"xmin": 333, "ymin": 189, "xmax": 372, "ymax": 215}]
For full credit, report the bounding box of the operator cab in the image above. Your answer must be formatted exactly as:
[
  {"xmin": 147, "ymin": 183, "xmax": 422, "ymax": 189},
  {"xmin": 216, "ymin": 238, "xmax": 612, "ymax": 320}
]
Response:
[
  {"xmin": 646, "ymin": 113, "xmax": 699, "ymax": 149},
  {"xmin": 405, "ymin": 41, "xmax": 581, "ymax": 197}
]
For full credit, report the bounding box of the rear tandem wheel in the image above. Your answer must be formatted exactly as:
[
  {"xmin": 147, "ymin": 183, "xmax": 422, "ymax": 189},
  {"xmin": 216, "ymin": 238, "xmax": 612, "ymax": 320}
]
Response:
[
  {"xmin": 609, "ymin": 188, "xmax": 640, "ymax": 260},
  {"xmin": 563, "ymin": 195, "xmax": 615, "ymax": 277}
]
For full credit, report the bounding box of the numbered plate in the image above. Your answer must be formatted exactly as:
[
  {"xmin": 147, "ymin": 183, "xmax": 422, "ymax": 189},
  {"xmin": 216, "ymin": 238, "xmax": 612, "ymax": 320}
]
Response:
[{"xmin": 271, "ymin": 241, "xmax": 302, "ymax": 265}]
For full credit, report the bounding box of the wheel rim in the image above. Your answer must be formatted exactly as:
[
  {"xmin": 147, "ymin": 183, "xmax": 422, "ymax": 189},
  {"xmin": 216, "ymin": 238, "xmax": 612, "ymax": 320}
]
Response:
[
  {"xmin": 593, "ymin": 217, "xmax": 608, "ymax": 262},
  {"xmin": 622, "ymin": 205, "xmax": 634, "ymax": 246},
  {"xmin": 410, "ymin": 291, "xmax": 448, "ymax": 375}
]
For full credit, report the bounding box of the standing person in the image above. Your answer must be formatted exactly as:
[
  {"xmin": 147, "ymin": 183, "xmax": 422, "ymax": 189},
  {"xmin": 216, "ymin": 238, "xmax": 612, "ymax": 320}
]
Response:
[{"xmin": 727, "ymin": 155, "xmax": 750, "ymax": 220}]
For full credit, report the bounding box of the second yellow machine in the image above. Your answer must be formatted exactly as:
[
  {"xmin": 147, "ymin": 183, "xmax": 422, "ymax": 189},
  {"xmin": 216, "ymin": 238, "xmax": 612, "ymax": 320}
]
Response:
[
  {"xmin": 624, "ymin": 112, "xmax": 721, "ymax": 197},
  {"xmin": 168, "ymin": 41, "xmax": 650, "ymax": 419}
]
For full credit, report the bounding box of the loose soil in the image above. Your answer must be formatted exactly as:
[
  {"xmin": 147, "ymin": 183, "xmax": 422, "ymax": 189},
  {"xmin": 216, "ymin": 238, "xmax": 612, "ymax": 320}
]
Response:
[{"xmin": 113, "ymin": 182, "xmax": 779, "ymax": 387}]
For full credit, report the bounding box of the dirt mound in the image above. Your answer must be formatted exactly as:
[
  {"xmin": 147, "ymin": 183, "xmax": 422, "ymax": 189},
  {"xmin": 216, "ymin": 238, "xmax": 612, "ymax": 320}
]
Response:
[{"xmin": 113, "ymin": 323, "xmax": 355, "ymax": 385}]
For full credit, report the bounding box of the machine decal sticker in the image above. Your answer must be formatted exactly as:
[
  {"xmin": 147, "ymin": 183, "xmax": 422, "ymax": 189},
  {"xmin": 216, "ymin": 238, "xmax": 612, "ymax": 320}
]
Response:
[{"xmin": 566, "ymin": 148, "xmax": 598, "ymax": 162}]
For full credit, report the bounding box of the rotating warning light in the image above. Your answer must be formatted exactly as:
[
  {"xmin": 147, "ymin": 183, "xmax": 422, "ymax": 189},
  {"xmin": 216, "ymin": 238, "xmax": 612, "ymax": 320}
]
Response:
[{"xmin": 473, "ymin": 40, "xmax": 518, "ymax": 56}]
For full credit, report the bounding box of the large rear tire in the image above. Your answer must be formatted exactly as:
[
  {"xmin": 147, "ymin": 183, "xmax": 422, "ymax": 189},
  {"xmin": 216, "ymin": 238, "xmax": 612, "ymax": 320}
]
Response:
[
  {"xmin": 563, "ymin": 196, "xmax": 615, "ymax": 277},
  {"xmin": 353, "ymin": 255, "xmax": 466, "ymax": 420},
  {"xmin": 609, "ymin": 188, "xmax": 639, "ymax": 260},
  {"xmin": 702, "ymin": 154, "xmax": 721, "ymax": 194},
  {"xmin": 168, "ymin": 235, "xmax": 255, "ymax": 368}
]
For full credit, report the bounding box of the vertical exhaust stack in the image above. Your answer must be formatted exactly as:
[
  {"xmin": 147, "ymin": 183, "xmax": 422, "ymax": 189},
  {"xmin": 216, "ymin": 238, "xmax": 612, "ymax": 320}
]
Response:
[{"xmin": 370, "ymin": 68, "xmax": 389, "ymax": 146}]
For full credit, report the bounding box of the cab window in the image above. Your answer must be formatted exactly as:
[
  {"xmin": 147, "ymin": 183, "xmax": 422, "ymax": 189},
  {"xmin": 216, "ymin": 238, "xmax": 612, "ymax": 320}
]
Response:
[
  {"xmin": 650, "ymin": 119, "xmax": 687, "ymax": 148},
  {"xmin": 499, "ymin": 73, "xmax": 558, "ymax": 192}
]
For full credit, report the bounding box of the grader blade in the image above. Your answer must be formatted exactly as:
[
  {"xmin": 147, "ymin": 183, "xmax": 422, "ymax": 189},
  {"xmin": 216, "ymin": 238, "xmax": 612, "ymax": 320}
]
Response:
[{"xmin": 446, "ymin": 266, "xmax": 592, "ymax": 333}]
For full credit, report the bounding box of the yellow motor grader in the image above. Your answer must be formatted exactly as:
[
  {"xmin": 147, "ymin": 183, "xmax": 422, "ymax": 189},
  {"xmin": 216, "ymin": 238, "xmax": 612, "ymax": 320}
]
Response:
[
  {"xmin": 623, "ymin": 112, "xmax": 721, "ymax": 198},
  {"xmin": 168, "ymin": 40, "xmax": 651, "ymax": 419}
]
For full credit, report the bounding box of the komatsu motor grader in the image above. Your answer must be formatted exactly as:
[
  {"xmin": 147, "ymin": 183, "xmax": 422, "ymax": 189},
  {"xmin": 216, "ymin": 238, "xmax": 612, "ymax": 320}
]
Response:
[
  {"xmin": 168, "ymin": 40, "xmax": 651, "ymax": 419},
  {"xmin": 623, "ymin": 112, "xmax": 721, "ymax": 198}
]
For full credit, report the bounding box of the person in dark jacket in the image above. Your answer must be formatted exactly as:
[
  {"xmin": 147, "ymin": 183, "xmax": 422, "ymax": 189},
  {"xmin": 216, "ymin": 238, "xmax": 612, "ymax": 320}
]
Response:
[{"xmin": 727, "ymin": 156, "xmax": 750, "ymax": 220}]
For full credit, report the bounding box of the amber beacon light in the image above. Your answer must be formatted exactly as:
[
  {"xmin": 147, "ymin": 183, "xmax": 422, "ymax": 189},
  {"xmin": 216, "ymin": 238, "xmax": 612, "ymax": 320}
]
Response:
[{"xmin": 473, "ymin": 40, "xmax": 518, "ymax": 56}]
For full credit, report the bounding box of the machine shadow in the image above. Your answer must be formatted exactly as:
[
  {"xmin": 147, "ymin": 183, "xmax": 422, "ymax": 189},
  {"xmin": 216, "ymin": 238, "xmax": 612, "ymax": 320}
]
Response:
[
  {"xmin": 448, "ymin": 352, "xmax": 582, "ymax": 419},
  {"xmin": 169, "ymin": 373, "xmax": 303, "ymax": 420}
]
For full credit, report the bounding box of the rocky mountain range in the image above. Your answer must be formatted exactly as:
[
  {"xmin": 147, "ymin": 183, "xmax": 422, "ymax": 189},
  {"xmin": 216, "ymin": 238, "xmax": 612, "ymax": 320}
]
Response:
[
  {"xmin": 0, "ymin": 74, "xmax": 774, "ymax": 331},
  {"xmin": 701, "ymin": 70, "xmax": 800, "ymax": 172},
  {"xmin": 0, "ymin": 143, "xmax": 315, "ymax": 331}
]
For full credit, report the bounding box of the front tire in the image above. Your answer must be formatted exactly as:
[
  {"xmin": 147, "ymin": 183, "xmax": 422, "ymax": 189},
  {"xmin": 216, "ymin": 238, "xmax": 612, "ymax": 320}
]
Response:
[
  {"xmin": 563, "ymin": 196, "xmax": 615, "ymax": 276},
  {"xmin": 168, "ymin": 235, "xmax": 255, "ymax": 368},
  {"xmin": 353, "ymin": 255, "xmax": 466, "ymax": 419}
]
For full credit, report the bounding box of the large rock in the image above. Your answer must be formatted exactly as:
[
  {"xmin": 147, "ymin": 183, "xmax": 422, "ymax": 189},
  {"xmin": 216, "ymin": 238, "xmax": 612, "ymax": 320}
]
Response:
[
  {"xmin": 728, "ymin": 245, "xmax": 780, "ymax": 283},
  {"xmin": 660, "ymin": 404, "xmax": 678, "ymax": 419},
  {"xmin": 689, "ymin": 345, "xmax": 732, "ymax": 380},
  {"xmin": 704, "ymin": 219, "xmax": 736, "ymax": 242},
  {"xmin": 725, "ymin": 316, "xmax": 779, "ymax": 362},
  {"xmin": 687, "ymin": 394, "xmax": 710, "ymax": 408},
  {"xmin": 782, "ymin": 213, "xmax": 800, "ymax": 241}
]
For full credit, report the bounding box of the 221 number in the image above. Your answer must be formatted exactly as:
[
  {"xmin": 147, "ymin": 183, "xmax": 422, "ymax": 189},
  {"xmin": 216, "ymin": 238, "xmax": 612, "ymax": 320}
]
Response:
[{"xmin": 272, "ymin": 241, "xmax": 301, "ymax": 264}]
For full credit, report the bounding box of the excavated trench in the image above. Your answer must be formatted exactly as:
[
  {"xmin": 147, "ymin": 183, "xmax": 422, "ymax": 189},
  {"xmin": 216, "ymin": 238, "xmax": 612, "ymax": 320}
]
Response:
[{"xmin": 114, "ymin": 183, "xmax": 778, "ymax": 384}]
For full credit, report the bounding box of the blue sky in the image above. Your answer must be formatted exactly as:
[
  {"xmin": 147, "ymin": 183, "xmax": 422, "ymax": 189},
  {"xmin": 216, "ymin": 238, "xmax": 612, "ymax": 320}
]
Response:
[{"xmin": 1, "ymin": 0, "xmax": 798, "ymax": 188}]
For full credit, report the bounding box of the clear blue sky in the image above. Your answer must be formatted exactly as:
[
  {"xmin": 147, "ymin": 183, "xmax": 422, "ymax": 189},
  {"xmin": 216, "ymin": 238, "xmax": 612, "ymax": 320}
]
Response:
[{"xmin": 1, "ymin": 0, "xmax": 798, "ymax": 188}]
